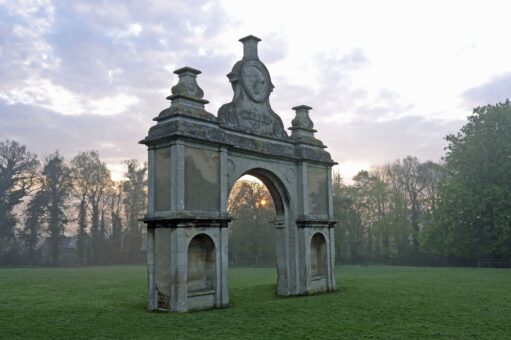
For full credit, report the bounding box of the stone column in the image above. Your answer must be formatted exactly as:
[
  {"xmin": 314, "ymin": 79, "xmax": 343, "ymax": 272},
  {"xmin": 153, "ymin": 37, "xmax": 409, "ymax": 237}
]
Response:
[
  {"xmin": 146, "ymin": 226, "xmax": 157, "ymax": 310},
  {"xmin": 298, "ymin": 162, "xmax": 308, "ymax": 216},
  {"xmin": 327, "ymin": 167, "xmax": 336, "ymax": 290},
  {"xmin": 172, "ymin": 142, "xmax": 185, "ymax": 212},
  {"xmin": 328, "ymin": 225, "xmax": 336, "ymax": 291},
  {"xmin": 218, "ymin": 225, "xmax": 229, "ymax": 307},
  {"xmin": 147, "ymin": 148, "xmax": 155, "ymax": 214},
  {"xmin": 296, "ymin": 162, "xmax": 308, "ymax": 294},
  {"xmin": 218, "ymin": 148, "xmax": 230, "ymax": 307},
  {"xmin": 170, "ymin": 226, "xmax": 188, "ymax": 312},
  {"xmin": 327, "ymin": 168, "xmax": 334, "ymax": 220},
  {"xmin": 219, "ymin": 147, "xmax": 228, "ymax": 214},
  {"xmin": 274, "ymin": 218, "xmax": 289, "ymax": 295},
  {"xmin": 301, "ymin": 227, "xmax": 311, "ymax": 293}
]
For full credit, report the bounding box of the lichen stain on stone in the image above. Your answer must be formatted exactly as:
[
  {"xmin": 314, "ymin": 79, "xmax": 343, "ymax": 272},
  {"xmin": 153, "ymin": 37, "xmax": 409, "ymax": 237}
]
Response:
[
  {"xmin": 155, "ymin": 147, "xmax": 171, "ymax": 211},
  {"xmin": 154, "ymin": 228, "xmax": 171, "ymax": 300},
  {"xmin": 308, "ymin": 166, "xmax": 328, "ymax": 215},
  {"xmin": 185, "ymin": 147, "xmax": 219, "ymax": 210}
]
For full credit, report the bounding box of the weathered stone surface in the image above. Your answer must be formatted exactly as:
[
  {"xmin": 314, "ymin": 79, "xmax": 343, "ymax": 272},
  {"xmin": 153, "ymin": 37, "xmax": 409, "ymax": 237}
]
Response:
[
  {"xmin": 155, "ymin": 67, "xmax": 216, "ymax": 123},
  {"xmin": 142, "ymin": 118, "xmax": 334, "ymax": 164},
  {"xmin": 307, "ymin": 166, "xmax": 329, "ymax": 216},
  {"xmin": 187, "ymin": 234, "xmax": 215, "ymax": 293},
  {"xmin": 184, "ymin": 146, "xmax": 219, "ymax": 211},
  {"xmin": 154, "ymin": 228, "xmax": 171, "ymax": 309},
  {"xmin": 310, "ymin": 233, "xmax": 327, "ymax": 278},
  {"xmin": 289, "ymin": 105, "xmax": 325, "ymax": 147},
  {"xmin": 154, "ymin": 147, "xmax": 171, "ymax": 212},
  {"xmin": 170, "ymin": 67, "xmax": 206, "ymax": 102},
  {"xmin": 217, "ymin": 36, "xmax": 287, "ymax": 139},
  {"xmin": 141, "ymin": 35, "xmax": 337, "ymax": 312}
]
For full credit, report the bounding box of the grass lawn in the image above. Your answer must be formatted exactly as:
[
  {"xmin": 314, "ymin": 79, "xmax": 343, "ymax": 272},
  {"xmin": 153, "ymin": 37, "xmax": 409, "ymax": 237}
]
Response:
[{"xmin": 1, "ymin": 265, "xmax": 510, "ymax": 339}]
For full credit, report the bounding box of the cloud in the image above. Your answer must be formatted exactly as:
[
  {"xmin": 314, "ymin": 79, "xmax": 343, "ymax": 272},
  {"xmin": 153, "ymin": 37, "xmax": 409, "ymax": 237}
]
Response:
[
  {"xmin": 462, "ymin": 72, "xmax": 511, "ymax": 107},
  {"xmin": 262, "ymin": 45, "xmax": 465, "ymax": 178},
  {"xmin": 0, "ymin": 0, "xmax": 237, "ymax": 174},
  {"xmin": 269, "ymin": 47, "xmax": 412, "ymax": 127},
  {"xmin": 0, "ymin": 0, "xmax": 242, "ymax": 178},
  {"xmin": 317, "ymin": 115, "xmax": 465, "ymax": 176},
  {"xmin": 258, "ymin": 33, "xmax": 289, "ymax": 64},
  {"xmin": 0, "ymin": 102, "xmax": 148, "ymax": 167},
  {"xmin": 1, "ymin": 0, "xmax": 502, "ymax": 185},
  {"xmin": 109, "ymin": 22, "xmax": 143, "ymax": 39},
  {"xmin": 337, "ymin": 48, "xmax": 368, "ymax": 69},
  {"xmin": 0, "ymin": 78, "xmax": 139, "ymax": 115},
  {"xmin": 0, "ymin": 0, "xmax": 235, "ymax": 119}
]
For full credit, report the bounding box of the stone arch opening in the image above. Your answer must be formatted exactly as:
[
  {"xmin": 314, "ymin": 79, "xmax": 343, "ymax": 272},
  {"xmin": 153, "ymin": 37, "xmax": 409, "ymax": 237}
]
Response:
[
  {"xmin": 228, "ymin": 168, "xmax": 288, "ymax": 217},
  {"xmin": 243, "ymin": 168, "xmax": 288, "ymax": 220},
  {"xmin": 227, "ymin": 174, "xmax": 276, "ymax": 267},
  {"xmin": 227, "ymin": 167, "xmax": 290, "ymax": 294},
  {"xmin": 187, "ymin": 234, "xmax": 216, "ymax": 294},
  {"xmin": 310, "ymin": 233, "xmax": 327, "ymax": 279}
]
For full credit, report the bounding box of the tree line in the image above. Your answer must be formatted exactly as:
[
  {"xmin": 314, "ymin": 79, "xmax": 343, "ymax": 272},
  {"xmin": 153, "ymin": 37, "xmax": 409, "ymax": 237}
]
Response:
[
  {"xmin": 333, "ymin": 157, "xmax": 446, "ymax": 264},
  {"xmin": 0, "ymin": 143, "xmax": 147, "ymax": 266},
  {"xmin": 337, "ymin": 100, "xmax": 511, "ymax": 265},
  {"xmin": 226, "ymin": 158, "xmax": 448, "ymax": 267},
  {"xmin": 1, "ymin": 100, "xmax": 509, "ymax": 267}
]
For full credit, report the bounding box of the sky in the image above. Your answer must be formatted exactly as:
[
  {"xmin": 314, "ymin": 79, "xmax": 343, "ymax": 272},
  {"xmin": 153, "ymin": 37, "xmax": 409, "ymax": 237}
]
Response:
[{"xmin": 1, "ymin": 0, "xmax": 510, "ymax": 182}]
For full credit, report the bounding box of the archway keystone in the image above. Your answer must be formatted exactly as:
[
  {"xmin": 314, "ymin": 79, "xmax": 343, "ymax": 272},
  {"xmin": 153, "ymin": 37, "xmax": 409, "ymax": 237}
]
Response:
[{"xmin": 141, "ymin": 35, "xmax": 337, "ymax": 312}]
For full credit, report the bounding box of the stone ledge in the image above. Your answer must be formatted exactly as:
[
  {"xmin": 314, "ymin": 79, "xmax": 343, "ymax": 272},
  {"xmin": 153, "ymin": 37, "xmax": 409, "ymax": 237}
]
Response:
[
  {"xmin": 144, "ymin": 213, "xmax": 231, "ymax": 228},
  {"xmin": 140, "ymin": 118, "xmax": 336, "ymax": 165},
  {"xmin": 188, "ymin": 289, "xmax": 215, "ymax": 297},
  {"xmin": 296, "ymin": 219, "xmax": 337, "ymax": 228}
]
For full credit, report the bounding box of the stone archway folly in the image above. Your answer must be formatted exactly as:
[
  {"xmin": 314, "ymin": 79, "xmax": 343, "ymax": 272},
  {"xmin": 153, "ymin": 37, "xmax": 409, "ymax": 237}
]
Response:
[{"xmin": 141, "ymin": 35, "xmax": 337, "ymax": 312}]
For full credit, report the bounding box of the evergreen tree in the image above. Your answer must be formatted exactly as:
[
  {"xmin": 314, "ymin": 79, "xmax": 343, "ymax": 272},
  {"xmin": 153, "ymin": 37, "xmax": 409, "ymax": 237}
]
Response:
[
  {"xmin": 0, "ymin": 140, "xmax": 39, "ymax": 262},
  {"xmin": 121, "ymin": 160, "xmax": 147, "ymax": 262},
  {"xmin": 427, "ymin": 100, "xmax": 511, "ymax": 259},
  {"xmin": 43, "ymin": 152, "xmax": 71, "ymax": 265},
  {"xmin": 22, "ymin": 191, "xmax": 47, "ymax": 264}
]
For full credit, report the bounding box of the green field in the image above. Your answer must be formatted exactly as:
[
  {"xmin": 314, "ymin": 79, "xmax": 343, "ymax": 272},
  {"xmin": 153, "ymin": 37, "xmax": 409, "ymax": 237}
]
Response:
[{"xmin": 1, "ymin": 265, "xmax": 510, "ymax": 339}]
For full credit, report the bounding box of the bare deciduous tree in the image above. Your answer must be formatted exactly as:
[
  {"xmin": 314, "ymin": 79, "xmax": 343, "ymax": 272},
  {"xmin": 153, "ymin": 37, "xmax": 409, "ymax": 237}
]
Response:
[{"xmin": 0, "ymin": 140, "xmax": 39, "ymax": 259}]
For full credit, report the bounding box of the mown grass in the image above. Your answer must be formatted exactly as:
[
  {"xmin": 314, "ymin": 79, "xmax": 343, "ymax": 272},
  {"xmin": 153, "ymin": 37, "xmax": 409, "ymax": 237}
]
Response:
[{"xmin": 1, "ymin": 265, "xmax": 510, "ymax": 339}]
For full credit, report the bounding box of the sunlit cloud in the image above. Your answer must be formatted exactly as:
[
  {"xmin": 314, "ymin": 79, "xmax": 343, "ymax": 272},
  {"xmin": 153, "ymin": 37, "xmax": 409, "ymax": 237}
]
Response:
[
  {"xmin": 109, "ymin": 22, "xmax": 143, "ymax": 39},
  {"xmin": 1, "ymin": 79, "xmax": 138, "ymax": 116},
  {"xmin": 89, "ymin": 94, "xmax": 139, "ymax": 116}
]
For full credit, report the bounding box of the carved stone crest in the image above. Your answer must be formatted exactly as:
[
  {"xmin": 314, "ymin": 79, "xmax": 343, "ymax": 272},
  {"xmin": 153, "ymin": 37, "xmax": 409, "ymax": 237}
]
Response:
[
  {"xmin": 241, "ymin": 60, "xmax": 270, "ymax": 103},
  {"xmin": 217, "ymin": 35, "xmax": 287, "ymax": 139}
]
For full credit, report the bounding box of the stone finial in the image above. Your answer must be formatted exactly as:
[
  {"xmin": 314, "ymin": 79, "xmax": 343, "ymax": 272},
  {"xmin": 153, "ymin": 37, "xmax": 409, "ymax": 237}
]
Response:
[
  {"xmin": 170, "ymin": 67, "xmax": 205, "ymax": 99},
  {"xmin": 154, "ymin": 65, "xmax": 216, "ymax": 122},
  {"xmin": 289, "ymin": 105, "xmax": 324, "ymax": 146},
  {"xmin": 167, "ymin": 66, "xmax": 208, "ymax": 109},
  {"xmin": 239, "ymin": 35, "xmax": 261, "ymax": 60},
  {"xmin": 291, "ymin": 105, "xmax": 315, "ymax": 131}
]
